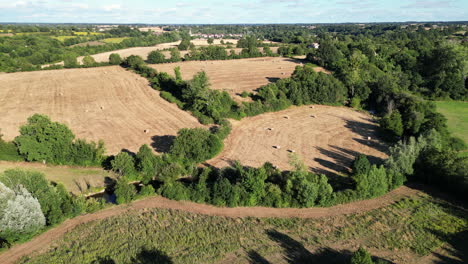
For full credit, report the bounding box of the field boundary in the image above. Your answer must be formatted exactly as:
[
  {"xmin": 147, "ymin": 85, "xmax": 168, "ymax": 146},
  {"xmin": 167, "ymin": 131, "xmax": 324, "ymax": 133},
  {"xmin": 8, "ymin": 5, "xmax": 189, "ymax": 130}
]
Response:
[{"xmin": 0, "ymin": 186, "xmax": 421, "ymax": 264}]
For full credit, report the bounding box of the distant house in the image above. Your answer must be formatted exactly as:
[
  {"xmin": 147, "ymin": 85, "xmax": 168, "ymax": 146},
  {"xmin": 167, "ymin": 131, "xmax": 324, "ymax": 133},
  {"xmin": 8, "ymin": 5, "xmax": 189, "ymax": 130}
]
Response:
[{"xmin": 307, "ymin": 43, "xmax": 320, "ymax": 49}]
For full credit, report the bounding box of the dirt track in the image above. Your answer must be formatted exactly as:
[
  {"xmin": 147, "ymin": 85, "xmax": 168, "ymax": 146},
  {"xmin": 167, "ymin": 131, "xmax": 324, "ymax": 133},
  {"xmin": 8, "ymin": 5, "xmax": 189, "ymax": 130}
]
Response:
[
  {"xmin": 0, "ymin": 186, "xmax": 421, "ymax": 264},
  {"xmin": 0, "ymin": 66, "xmax": 202, "ymax": 154},
  {"xmin": 150, "ymin": 57, "xmax": 303, "ymax": 101},
  {"xmin": 208, "ymin": 105, "xmax": 388, "ymax": 175}
]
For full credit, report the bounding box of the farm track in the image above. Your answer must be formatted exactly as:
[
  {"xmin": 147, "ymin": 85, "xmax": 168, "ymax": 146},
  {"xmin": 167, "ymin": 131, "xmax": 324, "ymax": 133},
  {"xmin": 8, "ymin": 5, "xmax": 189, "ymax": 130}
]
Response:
[{"xmin": 0, "ymin": 186, "xmax": 422, "ymax": 264}]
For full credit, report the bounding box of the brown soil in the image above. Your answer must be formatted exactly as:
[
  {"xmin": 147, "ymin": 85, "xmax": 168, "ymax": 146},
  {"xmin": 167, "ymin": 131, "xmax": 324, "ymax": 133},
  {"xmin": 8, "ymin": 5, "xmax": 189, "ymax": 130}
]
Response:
[
  {"xmin": 0, "ymin": 186, "xmax": 420, "ymax": 264},
  {"xmin": 150, "ymin": 57, "xmax": 303, "ymax": 102},
  {"xmin": 0, "ymin": 66, "xmax": 202, "ymax": 154},
  {"xmin": 207, "ymin": 105, "xmax": 388, "ymax": 175}
]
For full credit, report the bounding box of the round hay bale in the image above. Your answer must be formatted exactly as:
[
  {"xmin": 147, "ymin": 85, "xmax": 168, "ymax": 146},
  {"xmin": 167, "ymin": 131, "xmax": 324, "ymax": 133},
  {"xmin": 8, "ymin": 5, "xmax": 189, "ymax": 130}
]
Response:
[
  {"xmin": 367, "ymin": 136, "xmax": 372, "ymax": 140},
  {"xmin": 273, "ymin": 145, "xmax": 281, "ymax": 149},
  {"xmin": 144, "ymin": 129, "xmax": 150, "ymax": 134}
]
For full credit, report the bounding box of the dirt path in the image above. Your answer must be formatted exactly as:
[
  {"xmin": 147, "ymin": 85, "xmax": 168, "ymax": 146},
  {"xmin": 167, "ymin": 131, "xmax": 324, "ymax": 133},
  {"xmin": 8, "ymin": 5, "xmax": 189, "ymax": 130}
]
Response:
[{"xmin": 0, "ymin": 186, "xmax": 420, "ymax": 264}]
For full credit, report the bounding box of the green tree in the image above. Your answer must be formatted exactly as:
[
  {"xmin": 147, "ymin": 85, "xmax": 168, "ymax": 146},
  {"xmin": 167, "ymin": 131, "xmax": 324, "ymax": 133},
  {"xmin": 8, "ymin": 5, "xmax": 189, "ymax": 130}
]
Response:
[
  {"xmin": 15, "ymin": 114, "xmax": 74, "ymax": 164},
  {"xmin": 207, "ymin": 38, "xmax": 214, "ymax": 44},
  {"xmin": 135, "ymin": 144, "xmax": 157, "ymax": 184},
  {"xmin": 147, "ymin": 50, "xmax": 166, "ymax": 64},
  {"xmin": 178, "ymin": 38, "xmax": 191, "ymax": 51},
  {"xmin": 380, "ymin": 110, "xmax": 404, "ymax": 138},
  {"xmin": 170, "ymin": 48, "xmax": 181, "ymax": 62},
  {"xmin": 114, "ymin": 178, "xmax": 137, "ymax": 204},
  {"xmin": 82, "ymin": 55, "xmax": 96, "ymax": 66},
  {"xmin": 352, "ymin": 154, "xmax": 371, "ymax": 175},
  {"xmin": 350, "ymin": 247, "xmax": 373, "ymax": 264},
  {"xmin": 109, "ymin": 53, "xmax": 122, "ymax": 65},
  {"xmin": 111, "ymin": 152, "xmax": 136, "ymax": 178}
]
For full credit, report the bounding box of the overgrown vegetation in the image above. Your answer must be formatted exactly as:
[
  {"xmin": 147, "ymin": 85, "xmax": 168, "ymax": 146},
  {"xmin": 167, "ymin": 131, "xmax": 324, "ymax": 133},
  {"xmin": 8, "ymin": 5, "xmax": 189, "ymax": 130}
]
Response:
[
  {"xmin": 0, "ymin": 169, "xmax": 105, "ymax": 249},
  {"xmin": 19, "ymin": 195, "xmax": 468, "ymax": 264}
]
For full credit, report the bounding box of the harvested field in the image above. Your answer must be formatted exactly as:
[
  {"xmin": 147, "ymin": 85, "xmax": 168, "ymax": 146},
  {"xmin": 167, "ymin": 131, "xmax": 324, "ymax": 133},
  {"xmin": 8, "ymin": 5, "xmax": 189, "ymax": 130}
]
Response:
[
  {"xmin": 207, "ymin": 105, "xmax": 388, "ymax": 175},
  {"xmin": 0, "ymin": 66, "xmax": 202, "ymax": 154},
  {"xmin": 150, "ymin": 57, "xmax": 303, "ymax": 101},
  {"xmin": 76, "ymin": 41, "xmax": 181, "ymax": 64}
]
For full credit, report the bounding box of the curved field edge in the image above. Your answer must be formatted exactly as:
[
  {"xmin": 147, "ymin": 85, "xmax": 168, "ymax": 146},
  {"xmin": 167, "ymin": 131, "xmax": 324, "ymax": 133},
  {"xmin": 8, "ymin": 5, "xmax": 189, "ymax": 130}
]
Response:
[
  {"xmin": 13, "ymin": 188, "xmax": 468, "ymax": 264},
  {"xmin": 0, "ymin": 186, "xmax": 429, "ymax": 264}
]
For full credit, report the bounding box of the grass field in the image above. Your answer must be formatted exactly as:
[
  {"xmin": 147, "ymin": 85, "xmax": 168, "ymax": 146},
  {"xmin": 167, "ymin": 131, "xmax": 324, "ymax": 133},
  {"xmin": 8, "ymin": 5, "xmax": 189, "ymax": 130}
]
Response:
[
  {"xmin": 53, "ymin": 36, "xmax": 83, "ymax": 42},
  {"xmin": 18, "ymin": 194, "xmax": 468, "ymax": 264},
  {"xmin": 0, "ymin": 161, "xmax": 113, "ymax": 195},
  {"xmin": 73, "ymin": 32, "xmax": 103, "ymax": 36},
  {"xmin": 435, "ymin": 101, "xmax": 468, "ymax": 143},
  {"xmin": 102, "ymin": 37, "xmax": 129, "ymax": 43}
]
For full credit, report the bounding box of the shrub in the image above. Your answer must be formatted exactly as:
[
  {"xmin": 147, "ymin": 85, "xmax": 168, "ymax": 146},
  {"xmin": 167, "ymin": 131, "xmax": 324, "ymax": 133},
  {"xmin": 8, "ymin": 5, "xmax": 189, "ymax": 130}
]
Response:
[
  {"xmin": 350, "ymin": 247, "xmax": 373, "ymax": 264},
  {"xmin": 115, "ymin": 178, "xmax": 137, "ymax": 204},
  {"xmin": 147, "ymin": 50, "xmax": 166, "ymax": 64},
  {"xmin": 352, "ymin": 154, "xmax": 371, "ymax": 175},
  {"xmin": 0, "ymin": 169, "xmax": 72, "ymax": 225},
  {"xmin": 111, "ymin": 152, "xmax": 136, "ymax": 178},
  {"xmin": 0, "ymin": 182, "xmax": 45, "ymax": 242},
  {"xmin": 109, "ymin": 53, "xmax": 122, "ymax": 65},
  {"xmin": 82, "ymin": 55, "xmax": 96, "ymax": 66},
  {"xmin": 14, "ymin": 114, "xmax": 104, "ymax": 166}
]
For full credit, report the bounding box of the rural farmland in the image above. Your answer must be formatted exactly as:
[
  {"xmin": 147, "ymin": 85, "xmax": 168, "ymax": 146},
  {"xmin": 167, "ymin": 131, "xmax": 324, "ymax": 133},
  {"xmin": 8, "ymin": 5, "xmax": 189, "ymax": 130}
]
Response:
[
  {"xmin": 150, "ymin": 57, "xmax": 303, "ymax": 101},
  {"xmin": 0, "ymin": 66, "xmax": 203, "ymax": 154},
  {"xmin": 0, "ymin": 6, "xmax": 467, "ymax": 264},
  {"xmin": 208, "ymin": 105, "xmax": 388, "ymax": 174}
]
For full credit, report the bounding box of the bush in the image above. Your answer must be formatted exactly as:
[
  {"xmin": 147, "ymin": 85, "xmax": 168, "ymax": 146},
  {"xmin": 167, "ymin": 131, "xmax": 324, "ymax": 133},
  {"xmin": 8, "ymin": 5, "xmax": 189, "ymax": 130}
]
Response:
[
  {"xmin": 352, "ymin": 154, "xmax": 371, "ymax": 175},
  {"xmin": 82, "ymin": 55, "xmax": 96, "ymax": 66},
  {"xmin": 350, "ymin": 247, "xmax": 373, "ymax": 264},
  {"xmin": 147, "ymin": 50, "xmax": 166, "ymax": 64},
  {"xmin": 111, "ymin": 152, "xmax": 136, "ymax": 178},
  {"xmin": 124, "ymin": 55, "xmax": 145, "ymax": 68},
  {"xmin": 115, "ymin": 178, "xmax": 137, "ymax": 204},
  {"xmin": 14, "ymin": 114, "xmax": 104, "ymax": 166},
  {"xmin": 0, "ymin": 133, "xmax": 22, "ymax": 161},
  {"xmin": 0, "ymin": 169, "xmax": 73, "ymax": 225},
  {"xmin": 109, "ymin": 53, "xmax": 122, "ymax": 65},
  {"xmin": 169, "ymin": 128, "xmax": 223, "ymax": 165},
  {"xmin": 0, "ymin": 182, "xmax": 45, "ymax": 242}
]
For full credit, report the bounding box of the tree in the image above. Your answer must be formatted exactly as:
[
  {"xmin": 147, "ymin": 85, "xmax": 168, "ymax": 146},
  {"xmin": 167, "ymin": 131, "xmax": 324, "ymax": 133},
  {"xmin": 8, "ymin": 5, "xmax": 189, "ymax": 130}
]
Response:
[
  {"xmin": 114, "ymin": 178, "xmax": 137, "ymax": 204},
  {"xmin": 178, "ymin": 38, "xmax": 191, "ymax": 51},
  {"xmin": 0, "ymin": 182, "xmax": 45, "ymax": 240},
  {"xmin": 350, "ymin": 247, "xmax": 373, "ymax": 264},
  {"xmin": 63, "ymin": 54, "xmax": 78, "ymax": 68},
  {"xmin": 0, "ymin": 169, "xmax": 71, "ymax": 225},
  {"xmin": 207, "ymin": 38, "xmax": 214, "ymax": 44},
  {"xmin": 169, "ymin": 128, "xmax": 222, "ymax": 165},
  {"xmin": 109, "ymin": 53, "xmax": 122, "ymax": 65},
  {"xmin": 380, "ymin": 110, "xmax": 404, "ymax": 138},
  {"xmin": 82, "ymin": 55, "xmax": 96, "ymax": 66},
  {"xmin": 170, "ymin": 48, "xmax": 181, "ymax": 62},
  {"xmin": 352, "ymin": 154, "xmax": 370, "ymax": 175},
  {"xmin": 15, "ymin": 114, "xmax": 74, "ymax": 163},
  {"xmin": 111, "ymin": 152, "xmax": 136, "ymax": 178},
  {"xmin": 147, "ymin": 50, "xmax": 166, "ymax": 64},
  {"xmin": 135, "ymin": 144, "xmax": 157, "ymax": 184},
  {"xmin": 124, "ymin": 55, "xmax": 145, "ymax": 68}
]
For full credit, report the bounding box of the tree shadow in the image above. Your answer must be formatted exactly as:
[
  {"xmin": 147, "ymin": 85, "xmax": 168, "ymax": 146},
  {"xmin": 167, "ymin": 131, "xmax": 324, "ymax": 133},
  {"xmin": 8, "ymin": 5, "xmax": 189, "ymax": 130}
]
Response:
[
  {"xmin": 247, "ymin": 250, "xmax": 271, "ymax": 264},
  {"xmin": 151, "ymin": 135, "xmax": 176, "ymax": 153},
  {"xmin": 92, "ymin": 256, "xmax": 116, "ymax": 264},
  {"xmin": 121, "ymin": 148, "xmax": 136, "ymax": 156},
  {"xmin": 266, "ymin": 77, "xmax": 281, "ymax": 83},
  {"xmin": 265, "ymin": 230, "xmax": 393, "ymax": 264},
  {"xmin": 431, "ymin": 230, "xmax": 468, "ymax": 264},
  {"xmin": 343, "ymin": 118, "xmax": 389, "ymax": 154},
  {"xmin": 131, "ymin": 248, "xmax": 173, "ymax": 264},
  {"xmin": 266, "ymin": 229, "xmax": 352, "ymax": 263}
]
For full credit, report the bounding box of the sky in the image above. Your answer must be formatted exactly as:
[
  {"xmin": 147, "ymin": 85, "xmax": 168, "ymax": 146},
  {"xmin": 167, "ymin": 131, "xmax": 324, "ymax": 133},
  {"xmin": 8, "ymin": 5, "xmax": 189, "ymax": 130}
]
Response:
[{"xmin": 0, "ymin": 0, "xmax": 467, "ymax": 24}]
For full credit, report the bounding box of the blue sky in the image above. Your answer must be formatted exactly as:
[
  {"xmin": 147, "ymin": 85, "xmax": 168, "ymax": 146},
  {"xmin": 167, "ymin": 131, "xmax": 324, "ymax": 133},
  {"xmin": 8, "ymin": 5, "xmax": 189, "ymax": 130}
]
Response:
[{"xmin": 0, "ymin": 0, "xmax": 467, "ymax": 24}]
